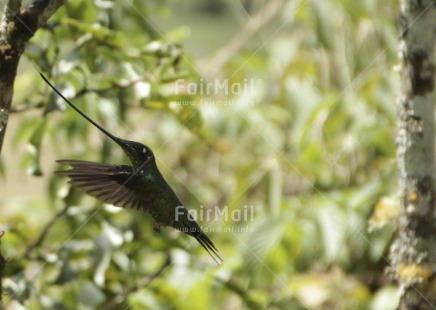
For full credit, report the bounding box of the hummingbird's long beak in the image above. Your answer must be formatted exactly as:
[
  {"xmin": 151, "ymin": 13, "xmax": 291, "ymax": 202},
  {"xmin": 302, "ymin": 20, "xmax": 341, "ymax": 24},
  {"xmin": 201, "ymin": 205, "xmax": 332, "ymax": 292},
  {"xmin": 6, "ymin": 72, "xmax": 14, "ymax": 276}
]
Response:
[{"xmin": 35, "ymin": 67, "xmax": 121, "ymax": 144}]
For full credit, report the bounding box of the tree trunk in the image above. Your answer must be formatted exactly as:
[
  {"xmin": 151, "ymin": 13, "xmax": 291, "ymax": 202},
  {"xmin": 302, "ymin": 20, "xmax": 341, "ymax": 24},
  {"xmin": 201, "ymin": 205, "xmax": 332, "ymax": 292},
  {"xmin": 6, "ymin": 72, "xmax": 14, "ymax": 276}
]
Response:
[
  {"xmin": 389, "ymin": 1, "xmax": 436, "ymax": 309},
  {"xmin": 0, "ymin": 0, "xmax": 66, "ymax": 306}
]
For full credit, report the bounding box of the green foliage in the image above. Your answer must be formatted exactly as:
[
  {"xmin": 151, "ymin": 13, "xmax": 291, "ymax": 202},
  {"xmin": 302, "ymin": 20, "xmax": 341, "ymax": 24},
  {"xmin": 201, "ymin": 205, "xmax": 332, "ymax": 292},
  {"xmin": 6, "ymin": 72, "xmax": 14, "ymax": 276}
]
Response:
[{"xmin": 2, "ymin": 0, "xmax": 401, "ymax": 309}]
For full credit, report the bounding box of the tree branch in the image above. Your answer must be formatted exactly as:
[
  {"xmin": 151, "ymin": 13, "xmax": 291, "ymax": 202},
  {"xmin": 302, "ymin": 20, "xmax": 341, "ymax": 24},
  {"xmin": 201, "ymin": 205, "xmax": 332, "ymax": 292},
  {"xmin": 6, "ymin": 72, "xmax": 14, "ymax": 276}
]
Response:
[
  {"xmin": 2, "ymin": 0, "xmax": 22, "ymax": 21},
  {"xmin": 23, "ymin": 203, "xmax": 70, "ymax": 259},
  {"xmin": 0, "ymin": 0, "xmax": 66, "ymax": 153},
  {"xmin": 103, "ymin": 253, "xmax": 172, "ymax": 310},
  {"xmin": 0, "ymin": 231, "xmax": 5, "ymax": 308},
  {"xmin": 198, "ymin": 0, "xmax": 284, "ymax": 79}
]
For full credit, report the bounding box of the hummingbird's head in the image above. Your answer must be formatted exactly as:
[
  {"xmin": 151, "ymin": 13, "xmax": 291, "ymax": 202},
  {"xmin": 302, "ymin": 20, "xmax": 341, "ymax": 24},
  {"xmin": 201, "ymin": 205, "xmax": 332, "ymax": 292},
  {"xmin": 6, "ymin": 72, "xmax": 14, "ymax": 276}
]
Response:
[{"xmin": 116, "ymin": 139, "xmax": 156, "ymax": 169}]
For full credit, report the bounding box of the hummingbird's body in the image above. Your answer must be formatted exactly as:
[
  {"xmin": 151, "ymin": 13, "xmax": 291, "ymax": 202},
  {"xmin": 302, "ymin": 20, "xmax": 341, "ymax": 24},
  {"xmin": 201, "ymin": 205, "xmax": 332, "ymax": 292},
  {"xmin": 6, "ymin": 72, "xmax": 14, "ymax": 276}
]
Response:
[{"xmin": 38, "ymin": 70, "xmax": 221, "ymax": 264}]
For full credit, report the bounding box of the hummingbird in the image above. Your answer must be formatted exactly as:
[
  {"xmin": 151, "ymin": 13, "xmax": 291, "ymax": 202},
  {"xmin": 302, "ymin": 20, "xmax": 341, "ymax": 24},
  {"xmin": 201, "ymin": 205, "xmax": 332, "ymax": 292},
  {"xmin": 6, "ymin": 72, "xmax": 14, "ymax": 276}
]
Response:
[{"xmin": 37, "ymin": 69, "xmax": 222, "ymax": 265}]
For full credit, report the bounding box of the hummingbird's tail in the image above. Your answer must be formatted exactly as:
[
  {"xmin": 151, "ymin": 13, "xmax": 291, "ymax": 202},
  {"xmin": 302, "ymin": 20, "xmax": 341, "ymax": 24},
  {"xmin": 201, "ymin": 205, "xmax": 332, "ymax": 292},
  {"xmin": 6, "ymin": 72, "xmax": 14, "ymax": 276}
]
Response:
[{"xmin": 173, "ymin": 217, "xmax": 223, "ymax": 265}]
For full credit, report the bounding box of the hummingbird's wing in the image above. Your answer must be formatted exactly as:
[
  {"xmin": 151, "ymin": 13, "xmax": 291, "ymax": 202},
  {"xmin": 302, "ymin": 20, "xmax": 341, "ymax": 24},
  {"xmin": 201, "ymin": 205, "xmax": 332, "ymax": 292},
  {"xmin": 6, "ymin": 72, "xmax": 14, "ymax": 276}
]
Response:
[{"xmin": 56, "ymin": 160, "xmax": 150, "ymax": 211}]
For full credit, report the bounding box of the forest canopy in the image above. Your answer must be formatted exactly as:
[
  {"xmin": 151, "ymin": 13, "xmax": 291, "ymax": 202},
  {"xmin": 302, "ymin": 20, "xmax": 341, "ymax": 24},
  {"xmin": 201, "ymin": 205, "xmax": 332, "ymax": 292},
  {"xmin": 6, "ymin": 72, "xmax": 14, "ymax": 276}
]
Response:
[{"xmin": 0, "ymin": 1, "xmax": 404, "ymax": 309}]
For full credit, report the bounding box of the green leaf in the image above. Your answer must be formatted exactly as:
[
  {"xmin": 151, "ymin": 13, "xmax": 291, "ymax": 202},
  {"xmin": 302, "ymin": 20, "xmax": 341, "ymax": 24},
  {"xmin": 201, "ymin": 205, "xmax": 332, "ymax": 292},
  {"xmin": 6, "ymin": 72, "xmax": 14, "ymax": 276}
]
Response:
[
  {"xmin": 26, "ymin": 117, "xmax": 48, "ymax": 176},
  {"xmin": 78, "ymin": 281, "xmax": 106, "ymax": 308},
  {"xmin": 317, "ymin": 202, "xmax": 347, "ymax": 264}
]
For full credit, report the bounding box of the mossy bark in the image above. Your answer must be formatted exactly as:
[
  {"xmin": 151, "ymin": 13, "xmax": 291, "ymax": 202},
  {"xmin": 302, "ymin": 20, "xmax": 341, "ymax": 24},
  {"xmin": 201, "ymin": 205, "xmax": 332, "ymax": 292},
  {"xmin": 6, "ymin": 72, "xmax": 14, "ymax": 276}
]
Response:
[{"xmin": 389, "ymin": 1, "xmax": 436, "ymax": 309}]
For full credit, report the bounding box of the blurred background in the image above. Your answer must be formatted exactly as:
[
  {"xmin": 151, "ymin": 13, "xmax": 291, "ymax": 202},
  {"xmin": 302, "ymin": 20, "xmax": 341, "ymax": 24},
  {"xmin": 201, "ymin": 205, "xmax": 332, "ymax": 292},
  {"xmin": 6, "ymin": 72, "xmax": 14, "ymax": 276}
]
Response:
[{"xmin": 1, "ymin": 0, "xmax": 400, "ymax": 309}]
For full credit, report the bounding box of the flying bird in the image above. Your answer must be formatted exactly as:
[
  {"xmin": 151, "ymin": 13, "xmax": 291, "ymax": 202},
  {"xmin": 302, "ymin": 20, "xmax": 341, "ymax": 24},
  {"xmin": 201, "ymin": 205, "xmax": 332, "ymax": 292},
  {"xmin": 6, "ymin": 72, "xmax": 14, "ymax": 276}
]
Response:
[{"xmin": 37, "ymin": 69, "xmax": 222, "ymax": 265}]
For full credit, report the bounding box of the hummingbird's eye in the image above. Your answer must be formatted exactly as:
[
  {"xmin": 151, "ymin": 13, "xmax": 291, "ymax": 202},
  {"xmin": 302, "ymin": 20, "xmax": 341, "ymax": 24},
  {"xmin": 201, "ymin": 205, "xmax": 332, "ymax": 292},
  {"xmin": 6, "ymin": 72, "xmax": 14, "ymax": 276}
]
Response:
[{"xmin": 142, "ymin": 148, "xmax": 147, "ymax": 153}]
